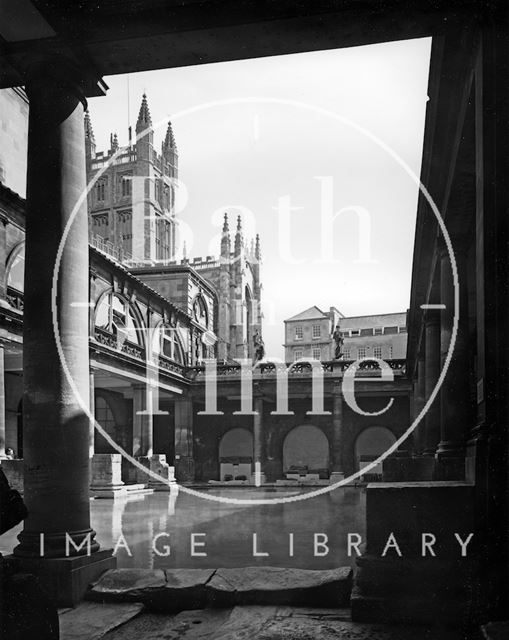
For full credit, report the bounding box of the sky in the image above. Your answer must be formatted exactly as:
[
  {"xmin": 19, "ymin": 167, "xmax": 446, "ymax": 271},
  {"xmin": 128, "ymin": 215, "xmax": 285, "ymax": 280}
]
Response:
[{"xmin": 88, "ymin": 37, "xmax": 432, "ymax": 358}]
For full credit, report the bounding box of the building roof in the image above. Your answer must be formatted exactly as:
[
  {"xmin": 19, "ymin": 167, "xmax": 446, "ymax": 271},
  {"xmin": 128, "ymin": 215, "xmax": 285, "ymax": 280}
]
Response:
[
  {"xmin": 284, "ymin": 306, "xmax": 328, "ymax": 322},
  {"xmin": 339, "ymin": 312, "xmax": 407, "ymax": 329}
]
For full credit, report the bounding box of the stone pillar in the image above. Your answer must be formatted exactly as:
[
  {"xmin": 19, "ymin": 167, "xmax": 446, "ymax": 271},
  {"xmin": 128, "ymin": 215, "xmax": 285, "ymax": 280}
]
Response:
[
  {"xmin": 174, "ymin": 396, "xmax": 194, "ymax": 482},
  {"xmin": 0, "ymin": 343, "xmax": 6, "ymax": 458},
  {"xmin": 132, "ymin": 384, "xmax": 154, "ymax": 458},
  {"xmin": 436, "ymin": 244, "xmax": 469, "ymax": 479},
  {"xmin": 252, "ymin": 395, "xmax": 266, "ymax": 485},
  {"xmin": 89, "ymin": 369, "xmax": 95, "ymax": 458},
  {"xmin": 422, "ymin": 310, "xmax": 441, "ymax": 457},
  {"xmin": 330, "ymin": 383, "xmax": 344, "ymax": 483},
  {"xmin": 413, "ymin": 351, "xmax": 426, "ymax": 453},
  {"xmin": 0, "ymin": 216, "xmax": 7, "ymax": 306},
  {"xmin": 13, "ymin": 60, "xmax": 114, "ymax": 603}
]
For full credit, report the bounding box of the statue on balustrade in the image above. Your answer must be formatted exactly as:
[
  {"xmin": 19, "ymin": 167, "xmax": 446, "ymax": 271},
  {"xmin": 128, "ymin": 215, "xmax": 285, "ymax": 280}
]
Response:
[
  {"xmin": 332, "ymin": 324, "xmax": 343, "ymax": 360},
  {"xmin": 253, "ymin": 330, "xmax": 265, "ymax": 363}
]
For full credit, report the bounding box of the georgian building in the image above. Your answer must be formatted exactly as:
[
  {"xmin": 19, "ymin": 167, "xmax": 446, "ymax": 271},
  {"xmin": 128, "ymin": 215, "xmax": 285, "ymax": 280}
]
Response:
[{"xmin": 284, "ymin": 307, "xmax": 407, "ymax": 362}]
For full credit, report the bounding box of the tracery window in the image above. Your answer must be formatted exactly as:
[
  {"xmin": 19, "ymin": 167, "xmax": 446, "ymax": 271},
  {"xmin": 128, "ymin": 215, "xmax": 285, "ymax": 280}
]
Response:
[
  {"xmin": 95, "ymin": 292, "xmax": 142, "ymax": 345},
  {"xmin": 152, "ymin": 324, "xmax": 186, "ymax": 364}
]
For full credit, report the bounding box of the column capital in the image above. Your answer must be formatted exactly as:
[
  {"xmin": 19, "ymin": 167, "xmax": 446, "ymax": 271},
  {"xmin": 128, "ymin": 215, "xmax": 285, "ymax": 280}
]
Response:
[{"xmin": 22, "ymin": 53, "xmax": 107, "ymax": 102}]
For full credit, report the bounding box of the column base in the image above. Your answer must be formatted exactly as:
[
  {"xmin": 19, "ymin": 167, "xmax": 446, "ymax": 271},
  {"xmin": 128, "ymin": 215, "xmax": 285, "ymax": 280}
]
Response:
[
  {"xmin": 329, "ymin": 471, "xmax": 345, "ymax": 484},
  {"xmin": 382, "ymin": 456, "xmax": 436, "ymax": 482},
  {"xmin": 434, "ymin": 456, "xmax": 466, "ymax": 481},
  {"xmin": 7, "ymin": 550, "xmax": 116, "ymax": 607},
  {"xmin": 352, "ymin": 482, "xmax": 477, "ymax": 627}
]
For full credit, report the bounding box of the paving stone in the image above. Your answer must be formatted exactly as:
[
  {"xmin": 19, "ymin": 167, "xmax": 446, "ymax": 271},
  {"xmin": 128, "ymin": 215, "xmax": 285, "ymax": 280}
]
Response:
[
  {"xmin": 59, "ymin": 602, "xmax": 144, "ymax": 640},
  {"xmin": 206, "ymin": 566, "xmax": 352, "ymax": 607},
  {"xmin": 99, "ymin": 605, "xmax": 464, "ymax": 640},
  {"xmin": 88, "ymin": 569, "xmax": 166, "ymax": 602},
  {"xmin": 208, "ymin": 606, "xmax": 281, "ymax": 640},
  {"xmin": 103, "ymin": 609, "xmax": 232, "ymax": 639},
  {"xmin": 149, "ymin": 569, "xmax": 216, "ymax": 612}
]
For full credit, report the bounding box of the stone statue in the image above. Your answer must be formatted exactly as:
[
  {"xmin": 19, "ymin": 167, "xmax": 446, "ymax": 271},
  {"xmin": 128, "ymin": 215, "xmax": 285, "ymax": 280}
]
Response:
[
  {"xmin": 332, "ymin": 324, "xmax": 343, "ymax": 360},
  {"xmin": 253, "ymin": 329, "xmax": 265, "ymax": 362}
]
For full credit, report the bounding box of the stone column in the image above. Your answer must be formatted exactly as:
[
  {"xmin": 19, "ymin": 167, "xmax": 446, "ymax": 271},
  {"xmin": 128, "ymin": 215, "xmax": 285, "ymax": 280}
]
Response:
[
  {"xmin": 0, "ymin": 343, "xmax": 5, "ymax": 458},
  {"xmin": 132, "ymin": 384, "xmax": 154, "ymax": 458},
  {"xmin": 174, "ymin": 395, "xmax": 194, "ymax": 482},
  {"xmin": 413, "ymin": 351, "xmax": 426, "ymax": 453},
  {"xmin": 423, "ymin": 311, "xmax": 441, "ymax": 456},
  {"xmin": 330, "ymin": 383, "xmax": 344, "ymax": 482},
  {"xmin": 0, "ymin": 216, "xmax": 7, "ymax": 305},
  {"xmin": 252, "ymin": 395, "xmax": 266, "ymax": 485},
  {"xmin": 13, "ymin": 60, "xmax": 114, "ymax": 602},
  {"xmin": 436, "ymin": 243, "xmax": 469, "ymax": 478},
  {"xmin": 89, "ymin": 369, "xmax": 95, "ymax": 458}
]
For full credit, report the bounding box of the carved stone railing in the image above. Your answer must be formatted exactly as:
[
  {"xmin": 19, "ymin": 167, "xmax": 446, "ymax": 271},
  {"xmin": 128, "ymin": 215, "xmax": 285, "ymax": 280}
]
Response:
[
  {"xmin": 6, "ymin": 286, "xmax": 24, "ymax": 312},
  {"xmin": 92, "ymin": 327, "xmax": 186, "ymax": 378},
  {"xmin": 158, "ymin": 353, "xmax": 186, "ymax": 377},
  {"xmin": 93, "ymin": 327, "xmax": 144, "ymax": 361},
  {"xmin": 90, "ymin": 234, "xmax": 132, "ymax": 264},
  {"xmin": 186, "ymin": 358, "xmax": 407, "ymax": 380}
]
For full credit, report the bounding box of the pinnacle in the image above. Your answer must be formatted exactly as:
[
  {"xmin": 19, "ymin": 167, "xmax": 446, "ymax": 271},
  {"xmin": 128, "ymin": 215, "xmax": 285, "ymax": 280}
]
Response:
[
  {"xmin": 163, "ymin": 121, "xmax": 177, "ymax": 151},
  {"xmin": 136, "ymin": 93, "xmax": 153, "ymax": 129}
]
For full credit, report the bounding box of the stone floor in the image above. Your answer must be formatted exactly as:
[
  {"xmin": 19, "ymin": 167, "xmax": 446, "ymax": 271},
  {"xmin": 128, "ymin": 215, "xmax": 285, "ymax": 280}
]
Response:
[
  {"xmin": 56, "ymin": 567, "xmax": 468, "ymax": 640},
  {"xmin": 59, "ymin": 603, "xmax": 466, "ymax": 640}
]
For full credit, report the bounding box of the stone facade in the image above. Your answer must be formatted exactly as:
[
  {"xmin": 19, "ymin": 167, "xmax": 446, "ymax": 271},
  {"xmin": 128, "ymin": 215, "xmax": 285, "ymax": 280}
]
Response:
[{"xmin": 284, "ymin": 308, "xmax": 407, "ymax": 363}]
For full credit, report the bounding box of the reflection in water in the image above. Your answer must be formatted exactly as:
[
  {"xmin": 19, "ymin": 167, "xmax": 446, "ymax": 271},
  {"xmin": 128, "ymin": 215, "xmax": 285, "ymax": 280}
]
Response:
[
  {"xmin": 93, "ymin": 487, "xmax": 366, "ymax": 570},
  {"xmin": 0, "ymin": 488, "xmax": 366, "ymax": 570}
]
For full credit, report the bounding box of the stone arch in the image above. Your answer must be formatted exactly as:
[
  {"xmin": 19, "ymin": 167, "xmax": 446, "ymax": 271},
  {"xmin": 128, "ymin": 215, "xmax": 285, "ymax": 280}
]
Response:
[
  {"xmin": 354, "ymin": 426, "xmax": 397, "ymax": 477},
  {"xmin": 282, "ymin": 424, "xmax": 329, "ymax": 475},
  {"xmin": 218, "ymin": 427, "xmax": 253, "ymax": 481},
  {"xmin": 94, "ymin": 289, "xmax": 146, "ymax": 347},
  {"xmin": 5, "ymin": 240, "xmax": 25, "ymax": 292}
]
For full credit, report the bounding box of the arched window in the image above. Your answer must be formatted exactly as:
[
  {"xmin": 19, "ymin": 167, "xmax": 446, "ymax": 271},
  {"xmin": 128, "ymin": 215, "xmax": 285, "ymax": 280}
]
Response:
[
  {"xmin": 95, "ymin": 292, "xmax": 142, "ymax": 345},
  {"xmin": 192, "ymin": 295, "xmax": 208, "ymax": 327},
  {"xmin": 6, "ymin": 242, "xmax": 25, "ymax": 292},
  {"xmin": 152, "ymin": 324, "xmax": 186, "ymax": 364}
]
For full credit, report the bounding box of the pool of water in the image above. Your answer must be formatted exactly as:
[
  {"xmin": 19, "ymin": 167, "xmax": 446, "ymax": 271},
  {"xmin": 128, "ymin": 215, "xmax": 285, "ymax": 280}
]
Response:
[{"xmin": 0, "ymin": 487, "xmax": 366, "ymax": 570}]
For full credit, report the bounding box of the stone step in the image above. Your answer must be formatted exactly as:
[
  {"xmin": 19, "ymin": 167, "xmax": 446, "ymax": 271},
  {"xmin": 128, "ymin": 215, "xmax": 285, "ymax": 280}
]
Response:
[
  {"xmin": 59, "ymin": 601, "xmax": 144, "ymax": 640},
  {"xmin": 87, "ymin": 566, "xmax": 353, "ymax": 612}
]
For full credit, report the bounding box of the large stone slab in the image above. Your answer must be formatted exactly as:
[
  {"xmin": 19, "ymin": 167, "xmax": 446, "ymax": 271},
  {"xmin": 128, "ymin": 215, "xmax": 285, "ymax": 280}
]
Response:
[
  {"xmin": 89, "ymin": 566, "xmax": 353, "ymax": 611},
  {"xmin": 59, "ymin": 602, "xmax": 144, "ymax": 640},
  {"xmin": 88, "ymin": 569, "xmax": 167, "ymax": 602},
  {"xmin": 88, "ymin": 568, "xmax": 216, "ymax": 612},
  {"xmin": 206, "ymin": 566, "xmax": 352, "ymax": 608}
]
